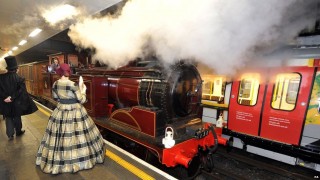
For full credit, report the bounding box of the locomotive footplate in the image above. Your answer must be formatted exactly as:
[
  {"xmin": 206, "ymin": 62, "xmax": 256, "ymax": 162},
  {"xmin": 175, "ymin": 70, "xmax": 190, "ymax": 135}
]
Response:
[
  {"xmin": 93, "ymin": 117, "xmax": 205, "ymax": 145},
  {"xmin": 93, "ymin": 117, "xmax": 208, "ymax": 147}
]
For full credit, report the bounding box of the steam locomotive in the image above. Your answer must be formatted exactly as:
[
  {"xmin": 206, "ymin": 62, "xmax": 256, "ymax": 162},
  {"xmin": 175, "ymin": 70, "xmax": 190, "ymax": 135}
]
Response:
[
  {"xmin": 201, "ymin": 46, "xmax": 320, "ymax": 172},
  {"xmin": 18, "ymin": 57, "xmax": 227, "ymax": 177}
]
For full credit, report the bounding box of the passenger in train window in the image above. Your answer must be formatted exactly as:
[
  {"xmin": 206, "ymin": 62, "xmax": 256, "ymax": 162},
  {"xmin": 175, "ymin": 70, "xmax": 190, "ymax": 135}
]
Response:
[
  {"xmin": 0, "ymin": 56, "xmax": 38, "ymax": 140},
  {"xmin": 78, "ymin": 62, "xmax": 85, "ymax": 68},
  {"xmin": 49, "ymin": 57, "xmax": 60, "ymax": 73},
  {"xmin": 36, "ymin": 63, "xmax": 105, "ymax": 174},
  {"xmin": 68, "ymin": 61, "xmax": 76, "ymax": 74}
]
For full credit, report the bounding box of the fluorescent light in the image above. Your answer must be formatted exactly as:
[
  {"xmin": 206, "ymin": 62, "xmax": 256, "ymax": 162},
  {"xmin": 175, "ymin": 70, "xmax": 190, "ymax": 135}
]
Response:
[
  {"xmin": 19, "ymin": 40, "xmax": 27, "ymax": 46},
  {"xmin": 12, "ymin": 46, "xmax": 18, "ymax": 51},
  {"xmin": 8, "ymin": 51, "xmax": 13, "ymax": 55},
  {"xmin": 29, "ymin": 28, "xmax": 42, "ymax": 37}
]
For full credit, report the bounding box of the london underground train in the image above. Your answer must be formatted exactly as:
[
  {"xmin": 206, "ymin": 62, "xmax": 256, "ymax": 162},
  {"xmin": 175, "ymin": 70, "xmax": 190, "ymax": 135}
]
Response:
[{"xmin": 201, "ymin": 45, "xmax": 320, "ymax": 172}]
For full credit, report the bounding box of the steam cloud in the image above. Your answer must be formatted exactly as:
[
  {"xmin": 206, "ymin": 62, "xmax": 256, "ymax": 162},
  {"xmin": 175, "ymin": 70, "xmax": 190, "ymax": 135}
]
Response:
[{"xmin": 68, "ymin": 0, "xmax": 318, "ymax": 75}]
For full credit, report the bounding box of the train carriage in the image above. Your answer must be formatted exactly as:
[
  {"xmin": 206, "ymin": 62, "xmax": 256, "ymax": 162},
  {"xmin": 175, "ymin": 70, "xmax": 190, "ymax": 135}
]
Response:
[
  {"xmin": 18, "ymin": 61, "xmax": 48, "ymax": 98},
  {"xmin": 201, "ymin": 49, "xmax": 320, "ymax": 172}
]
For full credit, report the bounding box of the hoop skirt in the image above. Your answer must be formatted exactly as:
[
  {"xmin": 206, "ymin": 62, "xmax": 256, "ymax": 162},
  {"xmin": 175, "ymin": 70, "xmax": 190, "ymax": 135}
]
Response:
[{"xmin": 36, "ymin": 79, "xmax": 105, "ymax": 174}]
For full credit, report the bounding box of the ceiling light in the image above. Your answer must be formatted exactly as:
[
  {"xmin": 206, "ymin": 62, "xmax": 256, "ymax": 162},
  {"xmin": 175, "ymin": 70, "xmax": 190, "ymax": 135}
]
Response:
[
  {"xmin": 12, "ymin": 46, "xmax": 18, "ymax": 51},
  {"xmin": 19, "ymin": 40, "xmax": 27, "ymax": 46},
  {"xmin": 29, "ymin": 28, "xmax": 42, "ymax": 37},
  {"xmin": 8, "ymin": 51, "xmax": 13, "ymax": 55}
]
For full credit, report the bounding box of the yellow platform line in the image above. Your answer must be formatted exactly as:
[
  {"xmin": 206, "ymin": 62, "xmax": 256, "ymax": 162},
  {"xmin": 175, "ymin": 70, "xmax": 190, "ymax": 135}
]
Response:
[
  {"xmin": 37, "ymin": 105, "xmax": 51, "ymax": 117},
  {"xmin": 106, "ymin": 150, "xmax": 155, "ymax": 180}
]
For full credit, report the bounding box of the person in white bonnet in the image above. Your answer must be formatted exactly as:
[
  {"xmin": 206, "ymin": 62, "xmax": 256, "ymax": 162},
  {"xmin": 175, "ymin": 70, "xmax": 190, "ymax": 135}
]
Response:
[
  {"xmin": 0, "ymin": 59, "xmax": 6, "ymax": 120},
  {"xmin": 0, "ymin": 58, "xmax": 8, "ymax": 74}
]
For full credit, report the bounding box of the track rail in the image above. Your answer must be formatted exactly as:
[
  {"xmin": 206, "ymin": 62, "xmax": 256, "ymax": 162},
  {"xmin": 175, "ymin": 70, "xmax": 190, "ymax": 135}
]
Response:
[{"xmin": 199, "ymin": 146, "xmax": 317, "ymax": 180}]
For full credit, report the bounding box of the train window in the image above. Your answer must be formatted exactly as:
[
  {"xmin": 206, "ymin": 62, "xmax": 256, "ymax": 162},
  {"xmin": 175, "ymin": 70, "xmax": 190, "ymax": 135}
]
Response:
[
  {"xmin": 202, "ymin": 80, "xmax": 213, "ymax": 100},
  {"xmin": 238, "ymin": 73, "xmax": 260, "ymax": 106},
  {"xmin": 201, "ymin": 75, "xmax": 226, "ymax": 102},
  {"xmin": 271, "ymin": 73, "xmax": 300, "ymax": 111}
]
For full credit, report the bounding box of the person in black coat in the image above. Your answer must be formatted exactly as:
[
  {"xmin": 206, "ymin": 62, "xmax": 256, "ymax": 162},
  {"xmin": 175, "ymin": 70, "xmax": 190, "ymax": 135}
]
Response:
[{"xmin": 0, "ymin": 56, "xmax": 38, "ymax": 140}]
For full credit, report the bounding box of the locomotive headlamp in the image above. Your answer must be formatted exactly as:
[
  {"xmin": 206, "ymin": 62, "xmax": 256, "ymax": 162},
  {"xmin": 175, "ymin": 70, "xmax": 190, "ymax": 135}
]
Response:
[{"xmin": 162, "ymin": 127, "xmax": 175, "ymax": 148}]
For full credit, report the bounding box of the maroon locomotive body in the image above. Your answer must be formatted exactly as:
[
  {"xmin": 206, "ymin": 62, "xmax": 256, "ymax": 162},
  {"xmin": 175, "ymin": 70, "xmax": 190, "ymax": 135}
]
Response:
[
  {"xmin": 22, "ymin": 57, "xmax": 226, "ymax": 176},
  {"xmin": 76, "ymin": 60, "xmax": 227, "ymax": 172}
]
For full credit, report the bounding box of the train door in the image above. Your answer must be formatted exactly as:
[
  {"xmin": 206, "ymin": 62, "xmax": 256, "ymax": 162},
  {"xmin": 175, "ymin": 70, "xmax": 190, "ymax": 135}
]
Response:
[
  {"xmin": 301, "ymin": 68, "xmax": 320, "ymax": 150},
  {"xmin": 260, "ymin": 67, "xmax": 315, "ymax": 145},
  {"xmin": 228, "ymin": 71, "xmax": 266, "ymax": 136}
]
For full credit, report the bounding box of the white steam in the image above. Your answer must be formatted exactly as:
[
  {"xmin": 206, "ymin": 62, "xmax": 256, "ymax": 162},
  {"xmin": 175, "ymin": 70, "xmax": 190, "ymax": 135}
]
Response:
[
  {"xmin": 68, "ymin": 0, "xmax": 317, "ymax": 74},
  {"xmin": 41, "ymin": 4, "xmax": 80, "ymax": 27}
]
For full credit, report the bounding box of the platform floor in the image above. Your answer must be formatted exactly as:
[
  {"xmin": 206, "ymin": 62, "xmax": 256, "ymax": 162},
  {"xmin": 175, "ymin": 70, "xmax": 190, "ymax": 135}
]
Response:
[{"xmin": 0, "ymin": 104, "xmax": 175, "ymax": 180}]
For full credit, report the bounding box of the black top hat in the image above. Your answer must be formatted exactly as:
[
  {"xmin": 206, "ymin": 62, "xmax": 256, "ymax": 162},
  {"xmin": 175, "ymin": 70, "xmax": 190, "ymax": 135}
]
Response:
[{"xmin": 4, "ymin": 56, "xmax": 18, "ymax": 70}]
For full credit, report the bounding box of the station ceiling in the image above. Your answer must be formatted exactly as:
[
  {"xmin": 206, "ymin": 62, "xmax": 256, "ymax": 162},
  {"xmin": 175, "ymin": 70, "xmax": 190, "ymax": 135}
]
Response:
[{"xmin": 0, "ymin": 0, "xmax": 122, "ymax": 63}]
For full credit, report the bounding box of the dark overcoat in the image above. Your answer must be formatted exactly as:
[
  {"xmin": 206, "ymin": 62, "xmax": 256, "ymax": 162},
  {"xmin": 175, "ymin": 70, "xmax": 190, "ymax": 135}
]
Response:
[{"xmin": 0, "ymin": 72, "xmax": 38, "ymax": 117}]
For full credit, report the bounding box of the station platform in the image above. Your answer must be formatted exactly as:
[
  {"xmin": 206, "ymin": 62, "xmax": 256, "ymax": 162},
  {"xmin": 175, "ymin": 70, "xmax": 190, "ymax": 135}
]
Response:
[{"xmin": 0, "ymin": 103, "xmax": 177, "ymax": 180}]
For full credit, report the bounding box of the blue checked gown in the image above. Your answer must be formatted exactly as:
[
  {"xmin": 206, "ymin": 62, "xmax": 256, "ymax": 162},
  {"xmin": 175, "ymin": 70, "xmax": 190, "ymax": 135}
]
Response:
[{"xmin": 36, "ymin": 79, "xmax": 105, "ymax": 174}]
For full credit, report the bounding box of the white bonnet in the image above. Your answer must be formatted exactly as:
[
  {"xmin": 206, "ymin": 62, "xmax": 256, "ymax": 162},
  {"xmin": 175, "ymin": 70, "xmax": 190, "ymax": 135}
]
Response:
[{"xmin": 0, "ymin": 58, "xmax": 8, "ymax": 74}]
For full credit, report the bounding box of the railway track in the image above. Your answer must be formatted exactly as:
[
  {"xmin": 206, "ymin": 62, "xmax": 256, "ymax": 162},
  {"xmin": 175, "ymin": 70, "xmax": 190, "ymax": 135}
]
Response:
[{"xmin": 197, "ymin": 146, "xmax": 317, "ymax": 180}]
